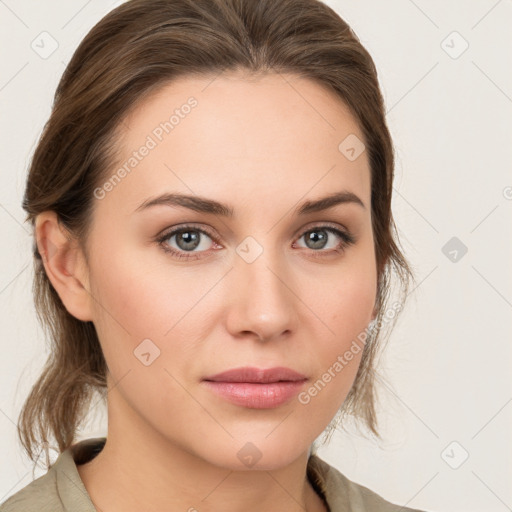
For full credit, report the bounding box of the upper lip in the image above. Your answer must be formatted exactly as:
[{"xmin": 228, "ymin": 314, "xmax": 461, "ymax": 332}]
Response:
[{"xmin": 203, "ymin": 366, "xmax": 307, "ymax": 383}]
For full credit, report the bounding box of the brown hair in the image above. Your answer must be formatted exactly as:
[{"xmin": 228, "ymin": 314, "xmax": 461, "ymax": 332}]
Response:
[{"xmin": 19, "ymin": 0, "xmax": 415, "ymax": 470}]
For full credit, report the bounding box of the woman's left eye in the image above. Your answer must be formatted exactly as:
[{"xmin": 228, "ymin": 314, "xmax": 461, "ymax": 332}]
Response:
[
  {"xmin": 293, "ymin": 226, "xmax": 356, "ymax": 257},
  {"xmin": 156, "ymin": 224, "xmax": 356, "ymax": 261}
]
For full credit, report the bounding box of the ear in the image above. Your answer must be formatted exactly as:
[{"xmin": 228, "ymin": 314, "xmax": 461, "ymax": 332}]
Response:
[{"xmin": 35, "ymin": 211, "xmax": 93, "ymax": 322}]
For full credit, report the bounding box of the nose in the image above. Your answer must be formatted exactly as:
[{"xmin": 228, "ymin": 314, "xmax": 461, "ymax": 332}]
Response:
[{"xmin": 224, "ymin": 247, "xmax": 299, "ymax": 343}]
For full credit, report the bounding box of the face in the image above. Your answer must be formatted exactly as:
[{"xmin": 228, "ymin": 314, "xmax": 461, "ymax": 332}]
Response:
[{"xmin": 76, "ymin": 71, "xmax": 377, "ymax": 470}]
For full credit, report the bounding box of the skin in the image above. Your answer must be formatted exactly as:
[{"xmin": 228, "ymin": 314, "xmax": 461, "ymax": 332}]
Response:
[{"xmin": 36, "ymin": 71, "xmax": 378, "ymax": 512}]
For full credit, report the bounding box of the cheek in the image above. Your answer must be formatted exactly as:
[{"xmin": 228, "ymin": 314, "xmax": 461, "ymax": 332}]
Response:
[
  {"xmin": 88, "ymin": 249, "xmax": 224, "ymax": 371},
  {"xmin": 90, "ymin": 245, "xmax": 180, "ymax": 332},
  {"xmin": 317, "ymin": 261, "xmax": 377, "ymax": 340},
  {"xmin": 307, "ymin": 260, "xmax": 376, "ymax": 394},
  {"xmin": 88, "ymin": 256, "xmax": 204, "ymax": 411}
]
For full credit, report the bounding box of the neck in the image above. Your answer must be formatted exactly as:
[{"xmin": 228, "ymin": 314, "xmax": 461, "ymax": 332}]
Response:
[{"xmin": 76, "ymin": 396, "xmax": 326, "ymax": 512}]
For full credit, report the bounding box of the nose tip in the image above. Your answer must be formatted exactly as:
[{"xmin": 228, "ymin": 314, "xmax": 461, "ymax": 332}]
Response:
[{"xmin": 225, "ymin": 251, "xmax": 298, "ymax": 343}]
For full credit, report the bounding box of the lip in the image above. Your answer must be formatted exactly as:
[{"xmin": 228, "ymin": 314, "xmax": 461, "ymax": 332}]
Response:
[
  {"xmin": 202, "ymin": 366, "xmax": 308, "ymax": 409},
  {"xmin": 203, "ymin": 366, "xmax": 307, "ymax": 383}
]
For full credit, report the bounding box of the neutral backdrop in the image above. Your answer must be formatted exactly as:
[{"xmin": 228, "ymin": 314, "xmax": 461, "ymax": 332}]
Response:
[{"xmin": 1, "ymin": 1, "xmax": 511, "ymax": 511}]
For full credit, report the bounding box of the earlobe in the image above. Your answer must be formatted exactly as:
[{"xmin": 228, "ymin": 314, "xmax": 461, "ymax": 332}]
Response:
[{"xmin": 35, "ymin": 211, "xmax": 94, "ymax": 322}]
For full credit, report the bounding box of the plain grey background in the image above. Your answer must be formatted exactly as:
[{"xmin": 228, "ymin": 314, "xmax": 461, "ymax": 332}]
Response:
[{"xmin": 1, "ymin": 1, "xmax": 511, "ymax": 511}]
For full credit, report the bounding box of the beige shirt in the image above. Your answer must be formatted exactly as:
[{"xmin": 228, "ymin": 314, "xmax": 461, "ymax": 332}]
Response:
[{"xmin": 0, "ymin": 437, "xmax": 429, "ymax": 512}]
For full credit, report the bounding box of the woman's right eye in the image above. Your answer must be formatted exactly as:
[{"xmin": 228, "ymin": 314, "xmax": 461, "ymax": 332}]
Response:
[{"xmin": 156, "ymin": 225, "xmax": 218, "ymax": 260}]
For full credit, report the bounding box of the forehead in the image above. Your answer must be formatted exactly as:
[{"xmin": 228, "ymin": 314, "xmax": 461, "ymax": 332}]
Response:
[{"xmin": 101, "ymin": 71, "xmax": 371, "ymax": 216}]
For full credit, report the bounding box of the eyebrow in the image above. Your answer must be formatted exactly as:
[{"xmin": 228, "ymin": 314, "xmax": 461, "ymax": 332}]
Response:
[{"xmin": 134, "ymin": 190, "xmax": 366, "ymax": 216}]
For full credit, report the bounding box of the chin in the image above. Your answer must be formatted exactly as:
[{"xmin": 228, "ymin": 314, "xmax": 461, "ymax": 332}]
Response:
[{"xmin": 194, "ymin": 432, "xmax": 312, "ymax": 471}]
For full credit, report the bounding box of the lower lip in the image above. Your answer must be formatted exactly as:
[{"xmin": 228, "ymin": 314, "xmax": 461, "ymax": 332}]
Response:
[{"xmin": 202, "ymin": 380, "xmax": 307, "ymax": 409}]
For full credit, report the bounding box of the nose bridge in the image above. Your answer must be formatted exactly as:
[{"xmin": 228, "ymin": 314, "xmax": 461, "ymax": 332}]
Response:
[
  {"xmin": 242, "ymin": 248, "xmax": 285, "ymax": 300},
  {"xmin": 227, "ymin": 235, "xmax": 297, "ymax": 340}
]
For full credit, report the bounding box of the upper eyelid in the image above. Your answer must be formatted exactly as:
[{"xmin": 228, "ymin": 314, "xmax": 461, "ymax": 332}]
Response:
[{"xmin": 291, "ymin": 221, "xmax": 350, "ymax": 239}]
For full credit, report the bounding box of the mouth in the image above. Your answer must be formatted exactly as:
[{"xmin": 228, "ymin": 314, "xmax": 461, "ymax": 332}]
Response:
[
  {"xmin": 202, "ymin": 366, "xmax": 308, "ymax": 409},
  {"xmin": 203, "ymin": 366, "xmax": 307, "ymax": 383}
]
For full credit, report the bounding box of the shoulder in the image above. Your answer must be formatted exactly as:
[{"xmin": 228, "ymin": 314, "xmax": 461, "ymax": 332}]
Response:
[
  {"xmin": 0, "ymin": 467, "xmax": 63, "ymax": 512},
  {"xmin": 0, "ymin": 438, "xmax": 104, "ymax": 512},
  {"xmin": 308, "ymin": 454, "xmax": 433, "ymax": 512}
]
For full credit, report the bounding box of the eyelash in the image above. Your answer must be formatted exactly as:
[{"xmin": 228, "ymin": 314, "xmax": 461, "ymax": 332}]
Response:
[{"xmin": 155, "ymin": 223, "xmax": 356, "ymax": 261}]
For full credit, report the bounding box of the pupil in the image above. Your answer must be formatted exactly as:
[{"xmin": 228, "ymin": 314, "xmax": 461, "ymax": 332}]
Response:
[
  {"xmin": 178, "ymin": 231, "xmax": 199, "ymax": 250},
  {"xmin": 307, "ymin": 230, "xmax": 327, "ymax": 249}
]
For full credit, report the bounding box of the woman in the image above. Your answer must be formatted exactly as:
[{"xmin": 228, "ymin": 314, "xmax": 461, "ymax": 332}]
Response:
[{"xmin": 0, "ymin": 0, "xmax": 428, "ymax": 510}]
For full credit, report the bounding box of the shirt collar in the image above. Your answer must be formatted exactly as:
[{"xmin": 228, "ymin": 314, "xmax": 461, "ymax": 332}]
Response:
[{"xmin": 53, "ymin": 438, "xmax": 104, "ymax": 511}]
